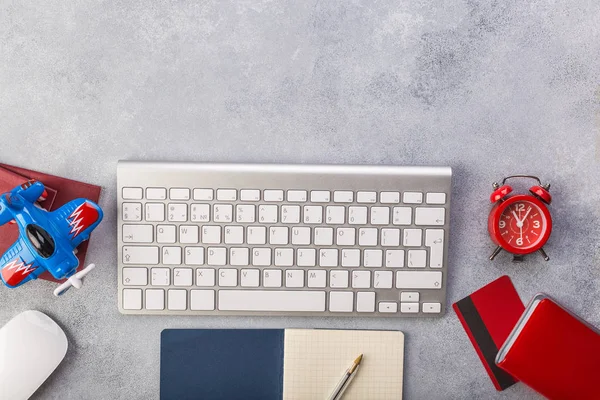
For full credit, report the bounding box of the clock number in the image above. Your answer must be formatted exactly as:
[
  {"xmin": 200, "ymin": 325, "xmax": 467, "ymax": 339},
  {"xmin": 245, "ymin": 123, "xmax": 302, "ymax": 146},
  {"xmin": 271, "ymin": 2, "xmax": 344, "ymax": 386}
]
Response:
[
  {"xmin": 516, "ymin": 238, "xmax": 523, "ymax": 246},
  {"xmin": 516, "ymin": 204, "xmax": 525, "ymax": 211},
  {"xmin": 533, "ymin": 220, "xmax": 540, "ymax": 229},
  {"xmin": 499, "ymin": 220, "xmax": 506, "ymax": 229}
]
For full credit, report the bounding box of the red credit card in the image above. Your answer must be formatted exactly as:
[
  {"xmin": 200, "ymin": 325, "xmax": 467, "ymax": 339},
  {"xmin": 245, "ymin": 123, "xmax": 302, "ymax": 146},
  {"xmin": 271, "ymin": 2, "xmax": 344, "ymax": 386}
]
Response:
[{"xmin": 453, "ymin": 276, "xmax": 525, "ymax": 391}]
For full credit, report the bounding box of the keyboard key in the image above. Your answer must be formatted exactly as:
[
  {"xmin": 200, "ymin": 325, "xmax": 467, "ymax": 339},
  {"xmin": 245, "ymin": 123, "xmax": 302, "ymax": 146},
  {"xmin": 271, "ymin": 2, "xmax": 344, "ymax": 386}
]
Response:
[
  {"xmin": 373, "ymin": 271, "xmax": 393, "ymax": 288},
  {"xmin": 162, "ymin": 247, "xmax": 182, "ymax": 265},
  {"xmin": 381, "ymin": 228, "xmax": 400, "ymax": 246},
  {"xmin": 196, "ymin": 268, "xmax": 215, "ymax": 286},
  {"xmin": 426, "ymin": 229, "xmax": 444, "ymax": 268},
  {"xmin": 385, "ymin": 250, "xmax": 405, "ymax": 268},
  {"xmin": 329, "ymin": 270, "xmax": 349, "ymax": 288},
  {"xmin": 329, "ymin": 292, "xmax": 353, "ymax": 312},
  {"xmin": 218, "ymin": 268, "xmax": 237, "ymax": 287},
  {"xmin": 357, "ymin": 191, "xmax": 377, "ymax": 203},
  {"xmin": 252, "ymin": 248, "xmax": 272, "ymax": 266},
  {"xmin": 240, "ymin": 269, "xmax": 260, "ymax": 287},
  {"xmin": 230, "ymin": 248, "xmax": 249, "ymax": 266},
  {"xmin": 147, "ymin": 187, "xmax": 167, "ymax": 200},
  {"xmin": 173, "ymin": 268, "xmax": 193, "ymax": 286},
  {"xmin": 236, "ymin": 205, "xmax": 256, "ymax": 223},
  {"xmin": 380, "ymin": 192, "xmax": 400, "ymax": 204},
  {"xmin": 333, "ymin": 191, "xmax": 353, "ymax": 203},
  {"xmin": 240, "ymin": 189, "xmax": 260, "ymax": 201},
  {"xmin": 214, "ymin": 204, "xmax": 233, "ymax": 223},
  {"xmin": 219, "ymin": 290, "xmax": 326, "ymax": 312},
  {"xmin": 191, "ymin": 204, "xmax": 210, "ymax": 222},
  {"xmin": 426, "ymin": 192, "xmax": 446, "ymax": 205},
  {"xmin": 336, "ymin": 228, "xmax": 355, "ymax": 246},
  {"xmin": 217, "ymin": 189, "xmax": 237, "ymax": 201},
  {"xmin": 356, "ymin": 292, "xmax": 376, "ymax": 312},
  {"xmin": 224, "ymin": 226, "xmax": 244, "ymax": 245},
  {"xmin": 145, "ymin": 289, "xmax": 164, "ymax": 310},
  {"xmin": 185, "ymin": 247, "xmax": 205, "ymax": 265},
  {"xmin": 401, "ymin": 303, "xmax": 419, "ymax": 313},
  {"xmin": 123, "ymin": 289, "xmax": 142, "ymax": 310},
  {"xmin": 303, "ymin": 206, "xmax": 322, "ymax": 224},
  {"xmin": 274, "ymin": 248, "xmax": 294, "ymax": 266},
  {"xmin": 168, "ymin": 289, "xmax": 187, "ymax": 310},
  {"xmin": 319, "ymin": 249, "xmax": 338, "ymax": 267},
  {"xmin": 269, "ymin": 226, "xmax": 289, "ymax": 245},
  {"xmin": 401, "ymin": 292, "xmax": 420, "ymax": 302},
  {"xmin": 359, "ymin": 228, "xmax": 378, "ymax": 246},
  {"xmin": 287, "ymin": 190, "xmax": 307, "ymax": 202},
  {"xmin": 122, "ymin": 203, "xmax": 142, "ymax": 222},
  {"xmin": 297, "ymin": 248, "xmax": 316, "ymax": 267},
  {"xmin": 341, "ymin": 249, "xmax": 360, "ymax": 267},
  {"xmin": 423, "ymin": 303, "xmax": 442, "ymax": 313},
  {"xmin": 326, "ymin": 206, "xmax": 345, "ymax": 224},
  {"xmin": 193, "ymin": 188, "xmax": 213, "ymax": 201},
  {"xmin": 123, "ymin": 246, "xmax": 159, "ymax": 265},
  {"xmin": 403, "ymin": 229, "xmax": 422, "ymax": 247},
  {"xmin": 170, "ymin": 188, "xmax": 190, "ymax": 201},
  {"xmin": 314, "ymin": 227, "xmax": 334, "ymax": 246},
  {"xmin": 263, "ymin": 269, "xmax": 282, "ymax": 287},
  {"xmin": 151, "ymin": 268, "xmax": 170, "ymax": 286},
  {"xmin": 208, "ymin": 247, "xmax": 227, "ymax": 266},
  {"xmin": 371, "ymin": 207, "xmax": 390, "ymax": 225},
  {"xmin": 415, "ymin": 207, "xmax": 445, "ymax": 226},
  {"xmin": 378, "ymin": 302, "xmax": 397, "ymax": 313},
  {"xmin": 264, "ymin": 190, "xmax": 284, "ymax": 202},
  {"xmin": 348, "ymin": 207, "xmax": 367, "ymax": 225},
  {"xmin": 168, "ymin": 204, "xmax": 187, "ymax": 222},
  {"xmin": 311, "ymin": 191, "xmax": 330, "ymax": 203},
  {"xmin": 395, "ymin": 271, "xmax": 442, "ymax": 289},
  {"xmin": 291, "ymin": 227, "xmax": 311, "ymax": 245},
  {"xmin": 190, "ymin": 290, "xmax": 215, "ymax": 310},
  {"xmin": 403, "ymin": 192, "xmax": 423, "ymax": 204},
  {"xmin": 122, "ymin": 187, "xmax": 143, "ymax": 200},
  {"xmin": 202, "ymin": 226, "xmax": 221, "ymax": 244},
  {"xmin": 123, "ymin": 225, "xmax": 153, "ymax": 243},
  {"xmin": 392, "ymin": 207, "xmax": 412, "ymax": 225},
  {"xmin": 145, "ymin": 203, "xmax": 165, "ymax": 222},
  {"xmin": 247, "ymin": 226, "xmax": 267, "ymax": 245},
  {"xmin": 364, "ymin": 250, "xmax": 383, "ymax": 267},
  {"xmin": 157, "ymin": 225, "xmax": 176, "ymax": 243},
  {"xmin": 408, "ymin": 250, "xmax": 427, "ymax": 268},
  {"xmin": 281, "ymin": 205, "xmax": 300, "ymax": 223},
  {"xmin": 285, "ymin": 269, "xmax": 304, "ymax": 288},
  {"xmin": 259, "ymin": 205, "xmax": 278, "ymax": 223},
  {"xmin": 352, "ymin": 271, "xmax": 371, "ymax": 289},
  {"xmin": 307, "ymin": 270, "xmax": 326, "ymax": 288},
  {"xmin": 123, "ymin": 267, "xmax": 148, "ymax": 286},
  {"xmin": 179, "ymin": 225, "xmax": 199, "ymax": 244}
]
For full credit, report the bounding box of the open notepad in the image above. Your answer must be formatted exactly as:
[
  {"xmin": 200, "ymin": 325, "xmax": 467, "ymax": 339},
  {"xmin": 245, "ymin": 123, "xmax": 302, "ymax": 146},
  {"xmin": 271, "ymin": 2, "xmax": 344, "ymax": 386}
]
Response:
[{"xmin": 283, "ymin": 329, "xmax": 405, "ymax": 400}]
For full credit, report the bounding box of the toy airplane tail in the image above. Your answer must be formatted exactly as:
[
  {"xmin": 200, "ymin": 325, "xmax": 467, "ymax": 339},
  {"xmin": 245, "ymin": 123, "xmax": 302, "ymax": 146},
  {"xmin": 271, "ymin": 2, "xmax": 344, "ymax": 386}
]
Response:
[{"xmin": 54, "ymin": 263, "xmax": 96, "ymax": 296}]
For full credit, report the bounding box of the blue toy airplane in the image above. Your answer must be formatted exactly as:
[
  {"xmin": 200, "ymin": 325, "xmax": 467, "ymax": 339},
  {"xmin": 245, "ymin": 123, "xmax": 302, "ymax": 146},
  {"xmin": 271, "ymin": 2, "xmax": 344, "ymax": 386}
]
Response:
[{"xmin": 0, "ymin": 180, "xmax": 103, "ymax": 296}]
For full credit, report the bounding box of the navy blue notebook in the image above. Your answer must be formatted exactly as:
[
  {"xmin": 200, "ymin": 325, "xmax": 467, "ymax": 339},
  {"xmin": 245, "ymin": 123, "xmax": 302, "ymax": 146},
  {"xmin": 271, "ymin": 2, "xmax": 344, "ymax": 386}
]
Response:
[{"xmin": 160, "ymin": 329, "xmax": 285, "ymax": 400}]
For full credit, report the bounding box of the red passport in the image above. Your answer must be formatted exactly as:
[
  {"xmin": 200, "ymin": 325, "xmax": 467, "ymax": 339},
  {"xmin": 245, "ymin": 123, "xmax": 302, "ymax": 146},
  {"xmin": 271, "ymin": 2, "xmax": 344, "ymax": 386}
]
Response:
[
  {"xmin": 0, "ymin": 163, "xmax": 102, "ymax": 282},
  {"xmin": 496, "ymin": 295, "xmax": 600, "ymax": 400}
]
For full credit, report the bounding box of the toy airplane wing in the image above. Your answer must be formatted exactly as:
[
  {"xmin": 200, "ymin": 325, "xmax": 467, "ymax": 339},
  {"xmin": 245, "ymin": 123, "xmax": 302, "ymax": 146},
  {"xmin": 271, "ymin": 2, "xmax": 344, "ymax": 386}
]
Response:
[
  {"xmin": 0, "ymin": 238, "xmax": 43, "ymax": 288},
  {"xmin": 49, "ymin": 199, "xmax": 104, "ymax": 249}
]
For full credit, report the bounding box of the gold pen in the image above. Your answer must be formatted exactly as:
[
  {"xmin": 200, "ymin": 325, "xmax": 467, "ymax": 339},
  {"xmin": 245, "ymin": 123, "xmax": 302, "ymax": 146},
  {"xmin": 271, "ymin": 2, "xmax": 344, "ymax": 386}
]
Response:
[{"xmin": 327, "ymin": 354, "xmax": 363, "ymax": 400}]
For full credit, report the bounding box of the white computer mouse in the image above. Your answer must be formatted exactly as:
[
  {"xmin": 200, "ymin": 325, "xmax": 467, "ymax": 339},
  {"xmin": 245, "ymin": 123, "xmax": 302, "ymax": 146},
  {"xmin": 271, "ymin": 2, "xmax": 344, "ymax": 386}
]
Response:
[{"xmin": 0, "ymin": 310, "xmax": 68, "ymax": 400}]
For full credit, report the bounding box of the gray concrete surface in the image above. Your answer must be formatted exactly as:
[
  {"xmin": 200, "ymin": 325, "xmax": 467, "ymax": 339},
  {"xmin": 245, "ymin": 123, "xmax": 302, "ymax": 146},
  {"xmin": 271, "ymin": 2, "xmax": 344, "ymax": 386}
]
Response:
[{"xmin": 1, "ymin": 1, "xmax": 600, "ymax": 399}]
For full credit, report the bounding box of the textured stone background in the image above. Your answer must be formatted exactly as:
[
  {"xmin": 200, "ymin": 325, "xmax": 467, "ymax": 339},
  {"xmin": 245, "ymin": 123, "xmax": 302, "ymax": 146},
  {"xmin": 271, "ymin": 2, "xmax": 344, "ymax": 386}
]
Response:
[{"xmin": 1, "ymin": 1, "xmax": 599, "ymax": 399}]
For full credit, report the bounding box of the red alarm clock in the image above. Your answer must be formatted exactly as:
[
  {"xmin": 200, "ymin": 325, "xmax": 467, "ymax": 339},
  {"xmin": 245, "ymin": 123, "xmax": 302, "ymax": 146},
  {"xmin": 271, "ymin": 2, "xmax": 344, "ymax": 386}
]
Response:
[{"xmin": 488, "ymin": 175, "xmax": 553, "ymax": 262}]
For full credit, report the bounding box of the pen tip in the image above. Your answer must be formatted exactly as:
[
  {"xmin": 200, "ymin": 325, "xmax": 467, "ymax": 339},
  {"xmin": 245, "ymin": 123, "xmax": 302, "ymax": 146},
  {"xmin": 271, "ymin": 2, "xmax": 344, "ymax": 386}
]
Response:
[{"xmin": 355, "ymin": 354, "xmax": 363, "ymax": 365}]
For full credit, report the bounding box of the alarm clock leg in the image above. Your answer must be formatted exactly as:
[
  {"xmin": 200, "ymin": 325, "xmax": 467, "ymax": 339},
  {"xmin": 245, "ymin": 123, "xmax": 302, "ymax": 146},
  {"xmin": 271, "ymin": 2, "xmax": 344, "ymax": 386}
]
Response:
[
  {"xmin": 489, "ymin": 246, "xmax": 503, "ymax": 260},
  {"xmin": 539, "ymin": 247, "xmax": 550, "ymax": 261}
]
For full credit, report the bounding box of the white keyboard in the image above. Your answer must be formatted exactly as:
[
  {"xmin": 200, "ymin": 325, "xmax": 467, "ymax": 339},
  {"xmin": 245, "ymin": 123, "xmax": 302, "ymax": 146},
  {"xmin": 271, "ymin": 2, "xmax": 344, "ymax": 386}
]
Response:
[{"xmin": 117, "ymin": 161, "xmax": 452, "ymax": 317}]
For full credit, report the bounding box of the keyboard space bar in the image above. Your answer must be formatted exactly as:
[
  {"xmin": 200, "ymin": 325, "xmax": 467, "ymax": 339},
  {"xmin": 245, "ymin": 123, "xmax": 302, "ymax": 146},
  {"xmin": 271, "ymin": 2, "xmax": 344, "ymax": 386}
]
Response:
[{"xmin": 219, "ymin": 290, "xmax": 326, "ymax": 312}]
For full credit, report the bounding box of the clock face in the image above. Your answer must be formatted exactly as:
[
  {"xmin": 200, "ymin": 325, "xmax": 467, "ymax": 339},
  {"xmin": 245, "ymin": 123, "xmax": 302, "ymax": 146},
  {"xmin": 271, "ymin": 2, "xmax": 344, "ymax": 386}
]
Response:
[{"xmin": 497, "ymin": 200, "xmax": 546, "ymax": 249}]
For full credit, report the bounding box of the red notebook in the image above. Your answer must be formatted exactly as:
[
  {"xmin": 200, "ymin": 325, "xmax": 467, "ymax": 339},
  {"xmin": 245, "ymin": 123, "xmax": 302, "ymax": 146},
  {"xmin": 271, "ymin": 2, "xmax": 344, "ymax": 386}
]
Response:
[
  {"xmin": 496, "ymin": 295, "xmax": 600, "ymax": 400},
  {"xmin": 0, "ymin": 163, "xmax": 102, "ymax": 282}
]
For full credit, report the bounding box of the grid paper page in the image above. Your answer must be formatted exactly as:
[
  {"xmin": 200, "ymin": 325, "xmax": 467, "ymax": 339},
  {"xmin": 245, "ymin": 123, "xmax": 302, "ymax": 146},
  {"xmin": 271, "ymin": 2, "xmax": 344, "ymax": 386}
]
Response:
[{"xmin": 283, "ymin": 329, "xmax": 404, "ymax": 400}]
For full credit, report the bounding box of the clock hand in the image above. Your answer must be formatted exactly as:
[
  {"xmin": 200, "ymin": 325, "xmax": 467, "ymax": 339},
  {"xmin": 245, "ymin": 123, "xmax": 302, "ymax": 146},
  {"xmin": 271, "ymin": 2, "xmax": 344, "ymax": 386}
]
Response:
[
  {"xmin": 522, "ymin": 207, "xmax": 532, "ymax": 222},
  {"xmin": 512, "ymin": 210, "xmax": 522, "ymax": 225}
]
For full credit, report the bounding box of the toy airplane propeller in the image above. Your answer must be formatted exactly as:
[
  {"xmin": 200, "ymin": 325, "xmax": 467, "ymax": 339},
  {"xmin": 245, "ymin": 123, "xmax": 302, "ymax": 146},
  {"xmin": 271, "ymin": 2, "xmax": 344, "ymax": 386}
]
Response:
[{"xmin": 0, "ymin": 180, "xmax": 103, "ymax": 296}]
